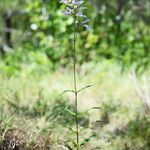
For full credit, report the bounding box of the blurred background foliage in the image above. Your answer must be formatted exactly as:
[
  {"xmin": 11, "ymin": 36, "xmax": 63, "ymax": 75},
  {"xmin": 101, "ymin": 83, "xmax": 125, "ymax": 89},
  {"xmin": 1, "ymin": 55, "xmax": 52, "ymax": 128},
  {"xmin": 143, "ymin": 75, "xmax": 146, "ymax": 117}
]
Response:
[
  {"xmin": 0, "ymin": 0, "xmax": 150, "ymax": 73},
  {"xmin": 0, "ymin": 1, "xmax": 150, "ymax": 149}
]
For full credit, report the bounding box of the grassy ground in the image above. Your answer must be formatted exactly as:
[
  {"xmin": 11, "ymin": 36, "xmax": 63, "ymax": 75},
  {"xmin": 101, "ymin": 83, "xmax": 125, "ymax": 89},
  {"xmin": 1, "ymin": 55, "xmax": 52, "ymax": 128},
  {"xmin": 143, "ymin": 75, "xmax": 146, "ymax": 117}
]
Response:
[{"xmin": 0, "ymin": 61, "xmax": 150, "ymax": 149}]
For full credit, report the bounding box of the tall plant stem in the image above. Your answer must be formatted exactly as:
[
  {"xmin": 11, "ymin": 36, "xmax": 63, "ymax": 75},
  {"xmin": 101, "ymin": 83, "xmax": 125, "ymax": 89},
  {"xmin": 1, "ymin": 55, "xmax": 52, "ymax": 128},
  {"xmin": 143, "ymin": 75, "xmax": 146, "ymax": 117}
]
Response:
[{"xmin": 73, "ymin": 15, "xmax": 79, "ymax": 149}]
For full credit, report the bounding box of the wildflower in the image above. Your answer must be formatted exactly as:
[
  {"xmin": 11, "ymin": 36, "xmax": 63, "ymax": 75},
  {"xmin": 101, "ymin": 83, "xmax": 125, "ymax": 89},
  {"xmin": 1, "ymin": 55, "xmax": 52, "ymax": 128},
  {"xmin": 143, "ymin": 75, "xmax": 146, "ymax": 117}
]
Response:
[
  {"xmin": 60, "ymin": 1, "xmax": 91, "ymax": 149},
  {"xmin": 60, "ymin": 0, "xmax": 90, "ymax": 30}
]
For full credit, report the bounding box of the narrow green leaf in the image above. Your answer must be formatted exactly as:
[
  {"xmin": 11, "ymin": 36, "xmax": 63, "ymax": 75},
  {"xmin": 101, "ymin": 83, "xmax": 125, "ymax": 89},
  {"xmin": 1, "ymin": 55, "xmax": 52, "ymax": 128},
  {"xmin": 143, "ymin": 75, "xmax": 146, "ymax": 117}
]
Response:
[
  {"xmin": 60, "ymin": 89, "xmax": 75, "ymax": 96},
  {"xmin": 63, "ymin": 141, "xmax": 73, "ymax": 150},
  {"xmin": 65, "ymin": 107, "xmax": 76, "ymax": 116},
  {"xmin": 77, "ymin": 85, "xmax": 93, "ymax": 93},
  {"xmin": 53, "ymin": 121, "xmax": 76, "ymax": 133},
  {"xmin": 85, "ymin": 107, "xmax": 101, "ymax": 113},
  {"xmin": 79, "ymin": 127, "xmax": 89, "ymax": 133}
]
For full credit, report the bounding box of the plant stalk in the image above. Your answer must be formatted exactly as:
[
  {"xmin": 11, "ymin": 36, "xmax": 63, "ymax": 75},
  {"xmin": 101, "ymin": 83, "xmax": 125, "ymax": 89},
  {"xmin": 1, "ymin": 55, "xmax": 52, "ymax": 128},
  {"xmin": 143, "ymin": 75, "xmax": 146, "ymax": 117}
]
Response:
[{"xmin": 73, "ymin": 15, "xmax": 79, "ymax": 149}]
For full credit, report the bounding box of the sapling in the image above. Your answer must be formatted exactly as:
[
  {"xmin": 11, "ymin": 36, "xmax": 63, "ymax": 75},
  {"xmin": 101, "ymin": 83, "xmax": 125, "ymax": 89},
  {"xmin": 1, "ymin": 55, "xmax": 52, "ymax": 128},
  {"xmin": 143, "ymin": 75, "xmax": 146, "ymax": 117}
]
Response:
[{"xmin": 60, "ymin": 0, "xmax": 91, "ymax": 149}]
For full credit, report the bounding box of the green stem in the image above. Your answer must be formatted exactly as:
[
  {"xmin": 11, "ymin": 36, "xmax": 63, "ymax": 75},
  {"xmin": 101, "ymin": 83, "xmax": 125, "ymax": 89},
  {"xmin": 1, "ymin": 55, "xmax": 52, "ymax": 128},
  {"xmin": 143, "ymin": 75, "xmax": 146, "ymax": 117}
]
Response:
[{"xmin": 73, "ymin": 15, "xmax": 79, "ymax": 149}]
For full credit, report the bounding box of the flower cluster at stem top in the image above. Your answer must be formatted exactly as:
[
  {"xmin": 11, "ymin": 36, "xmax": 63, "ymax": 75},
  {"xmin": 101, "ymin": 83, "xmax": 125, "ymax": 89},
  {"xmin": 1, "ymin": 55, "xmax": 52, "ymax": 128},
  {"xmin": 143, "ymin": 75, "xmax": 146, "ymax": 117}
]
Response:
[{"xmin": 60, "ymin": 0, "xmax": 90, "ymax": 30}]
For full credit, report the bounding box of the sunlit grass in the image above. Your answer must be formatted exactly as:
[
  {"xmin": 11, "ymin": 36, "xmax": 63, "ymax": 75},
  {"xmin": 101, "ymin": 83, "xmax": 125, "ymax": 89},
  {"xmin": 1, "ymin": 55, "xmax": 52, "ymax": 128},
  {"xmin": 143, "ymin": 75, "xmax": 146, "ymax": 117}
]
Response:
[{"xmin": 0, "ymin": 60, "xmax": 150, "ymax": 149}]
